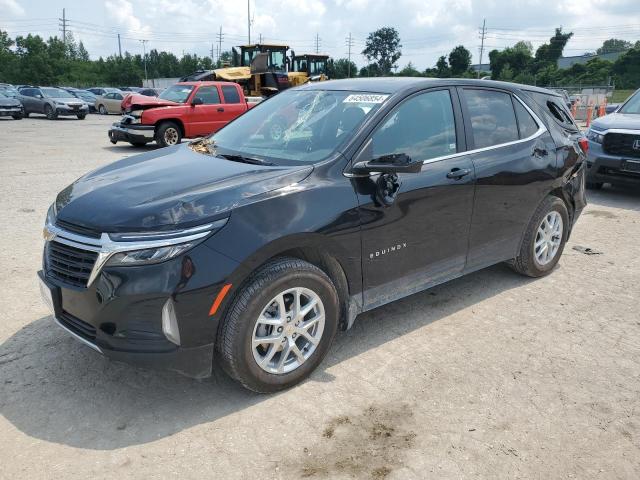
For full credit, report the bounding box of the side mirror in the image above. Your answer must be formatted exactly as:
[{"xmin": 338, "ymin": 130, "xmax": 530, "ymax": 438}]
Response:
[{"xmin": 191, "ymin": 97, "xmax": 203, "ymax": 106}]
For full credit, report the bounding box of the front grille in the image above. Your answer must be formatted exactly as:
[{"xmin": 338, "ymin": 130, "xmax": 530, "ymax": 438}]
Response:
[
  {"xmin": 55, "ymin": 219, "xmax": 101, "ymax": 239},
  {"xmin": 603, "ymin": 132, "xmax": 640, "ymax": 158},
  {"xmin": 46, "ymin": 241, "xmax": 98, "ymax": 288},
  {"xmin": 58, "ymin": 311, "xmax": 97, "ymax": 341}
]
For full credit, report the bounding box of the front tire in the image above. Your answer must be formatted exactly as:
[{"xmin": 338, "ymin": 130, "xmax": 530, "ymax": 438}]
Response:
[
  {"xmin": 44, "ymin": 104, "xmax": 57, "ymax": 120},
  {"xmin": 156, "ymin": 121, "xmax": 182, "ymax": 147},
  {"xmin": 12, "ymin": 113, "xmax": 23, "ymax": 120},
  {"xmin": 216, "ymin": 257, "xmax": 339, "ymax": 393},
  {"xmin": 510, "ymin": 196, "xmax": 569, "ymax": 277},
  {"xmin": 129, "ymin": 140, "xmax": 147, "ymax": 147},
  {"xmin": 77, "ymin": 113, "xmax": 86, "ymax": 120}
]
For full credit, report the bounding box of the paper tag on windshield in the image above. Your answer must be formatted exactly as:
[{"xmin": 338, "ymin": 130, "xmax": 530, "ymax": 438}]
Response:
[{"xmin": 343, "ymin": 94, "xmax": 389, "ymax": 104}]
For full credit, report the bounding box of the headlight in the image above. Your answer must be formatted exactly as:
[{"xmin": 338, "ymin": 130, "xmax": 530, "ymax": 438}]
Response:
[
  {"xmin": 105, "ymin": 242, "xmax": 196, "ymax": 266},
  {"xmin": 586, "ymin": 129, "xmax": 604, "ymax": 144},
  {"xmin": 103, "ymin": 217, "xmax": 228, "ymax": 267},
  {"xmin": 128, "ymin": 110, "xmax": 144, "ymax": 124}
]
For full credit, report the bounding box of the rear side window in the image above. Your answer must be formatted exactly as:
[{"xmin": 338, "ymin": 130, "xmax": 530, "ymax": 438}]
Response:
[
  {"xmin": 221, "ymin": 85, "xmax": 241, "ymax": 104},
  {"xmin": 196, "ymin": 86, "xmax": 221, "ymax": 104},
  {"xmin": 463, "ymin": 89, "xmax": 519, "ymax": 149},
  {"xmin": 513, "ymin": 100, "xmax": 539, "ymax": 139}
]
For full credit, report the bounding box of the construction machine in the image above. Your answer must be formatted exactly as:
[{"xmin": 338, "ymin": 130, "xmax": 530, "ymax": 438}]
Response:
[
  {"xmin": 289, "ymin": 54, "xmax": 330, "ymax": 86},
  {"xmin": 181, "ymin": 43, "xmax": 291, "ymax": 98}
]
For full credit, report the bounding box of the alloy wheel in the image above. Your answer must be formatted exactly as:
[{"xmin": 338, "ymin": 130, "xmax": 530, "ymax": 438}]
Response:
[
  {"xmin": 534, "ymin": 211, "xmax": 563, "ymax": 266},
  {"xmin": 252, "ymin": 287, "xmax": 325, "ymax": 375}
]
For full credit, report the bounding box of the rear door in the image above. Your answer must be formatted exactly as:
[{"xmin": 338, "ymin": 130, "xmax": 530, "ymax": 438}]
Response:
[
  {"xmin": 354, "ymin": 88, "xmax": 476, "ymax": 310},
  {"xmin": 188, "ymin": 85, "xmax": 224, "ymax": 136},
  {"xmin": 459, "ymin": 87, "xmax": 556, "ymax": 271},
  {"xmin": 18, "ymin": 88, "xmax": 38, "ymax": 113},
  {"xmin": 219, "ymin": 84, "xmax": 247, "ymax": 128}
]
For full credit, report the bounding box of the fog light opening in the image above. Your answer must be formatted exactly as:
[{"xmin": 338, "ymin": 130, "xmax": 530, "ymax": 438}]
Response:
[{"xmin": 162, "ymin": 298, "xmax": 181, "ymax": 346}]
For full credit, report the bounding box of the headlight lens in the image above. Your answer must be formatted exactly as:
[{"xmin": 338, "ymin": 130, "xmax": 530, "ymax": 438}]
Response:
[
  {"xmin": 586, "ymin": 129, "xmax": 604, "ymax": 144},
  {"xmin": 105, "ymin": 242, "xmax": 196, "ymax": 266}
]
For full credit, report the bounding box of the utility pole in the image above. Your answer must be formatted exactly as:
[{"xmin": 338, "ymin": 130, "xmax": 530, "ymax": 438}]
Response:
[
  {"xmin": 247, "ymin": 0, "xmax": 251, "ymax": 44},
  {"xmin": 345, "ymin": 33, "xmax": 354, "ymax": 78},
  {"xmin": 140, "ymin": 39, "xmax": 148, "ymax": 84},
  {"xmin": 117, "ymin": 33, "xmax": 122, "ymax": 57},
  {"xmin": 59, "ymin": 8, "xmax": 67, "ymax": 44},
  {"xmin": 259, "ymin": 33, "xmax": 263, "ymax": 44},
  {"xmin": 477, "ymin": 18, "xmax": 486, "ymax": 78},
  {"xmin": 210, "ymin": 43, "xmax": 215, "ymax": 64},
  {"xmin": 314, "ymin": 33, "xmax": 321, "ymax": 54},
  {"xmin": 217, "ymin": 26, "xmax": 224, "ymax": 65}
]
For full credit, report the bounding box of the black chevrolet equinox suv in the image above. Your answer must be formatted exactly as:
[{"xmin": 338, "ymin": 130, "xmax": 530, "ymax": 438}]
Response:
[{"xmin": 39, "ymin": 79, "xmax": 587, "ymax": 392}]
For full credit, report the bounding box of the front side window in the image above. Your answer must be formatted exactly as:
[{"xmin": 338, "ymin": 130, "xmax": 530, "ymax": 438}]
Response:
[
  {"xmin": 269, "ymin": 50, "xmax": 285, "ymax": 70},
  {"xmin": 158, "ymin": 85, "xmax": 195, "ymax": 103},
  {"xmin": 195, "ymin": 86, "xmax": 221, "ymax": 104},
  {"xmin": 211, "ymin": 90, "xmax": 388, "ymax": 164},
  {"xmin": 463, "ymin": 89, "xmax": 519, "ymax": 149},
  {"xmin": 372, "ymin": 89, "xmax": 457, "ymax": 162}
]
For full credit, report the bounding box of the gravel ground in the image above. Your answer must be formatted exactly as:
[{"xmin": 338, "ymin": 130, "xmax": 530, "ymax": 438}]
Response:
[{"xmin": 0, "ymin": 115, "xmax": 639, "ymax": 479}]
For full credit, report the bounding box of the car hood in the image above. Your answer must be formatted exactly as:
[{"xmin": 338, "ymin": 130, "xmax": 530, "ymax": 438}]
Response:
[
  {"xmin": 0, "ymin": 97, "xmax": 21, "ymax": 107},
  {"xmin": 591, "ymin": 113, "xmax": 640, "ymax": 131},
  {"xmin": 125, "ymin": 94, "xmax": 179, "ymax": 110},
  {"xmin": 55, "ymin": 144, "xmax": 313, "ymax": 233}
]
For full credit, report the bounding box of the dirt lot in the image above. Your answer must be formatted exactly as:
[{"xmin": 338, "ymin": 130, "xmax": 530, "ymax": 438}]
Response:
[{"xmin": 0, "ymin": 115, "xmax": 639, "ymax": 479}]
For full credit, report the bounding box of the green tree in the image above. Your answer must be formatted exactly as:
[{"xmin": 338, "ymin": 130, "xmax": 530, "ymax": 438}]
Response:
[
  {"xmin": 612, "ymin": 48, "xmax": 640, "ymax": 88},
  {"xmin": 327, "ymin": 58, "xmax": 358, "ymax": 79},
  {"xmin": 448, "ymin": 45, "xmax": 471, "ymax": 76},
  {"xmin": 398, "ymin": 61, "xmax": 421, "ymax": 77},
  {"xmin": 597, "ymin": 39, "xmax": 632, "ymax": 55},
  {"xmin": 435, "ymin": 55, "xmax": 450, "ymax": 77},
  {"xmin": 362, "ymin": 27, "xmax": 402, "ymax": 75},
  {"xmin": 534, "ymin": 28, "xmax": 573, "ymax": 66},
  {"xmin": 359, "ymin": 63, "xmax": 382, "ymax": 77}
]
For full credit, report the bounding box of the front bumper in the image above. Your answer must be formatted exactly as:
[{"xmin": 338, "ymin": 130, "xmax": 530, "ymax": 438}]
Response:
[
  {"xmin": 108, "ymin": 122, "xmax": 155, "ymax": 144},
  {"xmin": 38, "ymin": 237, "xmax": 240, "ymax": 378},
  {"xmin": 587, "ymin": 140, "xmax": 640, "ymax": 186},
  {"xmin": 55, "ymin": 104, "xmax": 89, "ymax": 116},
  {"xmin": 0, "ymin": 106, "xmax": 22, "ymax": 116}
]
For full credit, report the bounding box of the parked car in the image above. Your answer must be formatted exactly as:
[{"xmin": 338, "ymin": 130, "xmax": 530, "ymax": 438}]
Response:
[
  {"xmin": 138, "ymin": 87, "xmax": 160, "ymax": 97},
  {"xmin": 585, "ymin": 88, "xmax": 640, "ymax": 189},
  {"xmin": 86, "ymin": 87, "xmax": 122, "ymax": 96},
  {"xmin": 0, "ymin": 91, "xmax": 24, "ymax": 119},
  {"xmin": 40, "ymin": 78, "xmax": 587, "ymax": 392},
  {"xmin": 109, "ymin": 81, "xmax": 253, "ymax": 147},
  {"xmin": 68, "ymin": 89, "xmax": 98, "ymax": 113},
  {"xmin": 18, "ymin": 86, "xmax": 89, "ymax": 119},
  {"xmin": 95, "ymin": 91, "xmax": 126, "ymax": 115},
  {"xmin": 0, "ymin": 83, "xmax": 20, "ymax": 98}
]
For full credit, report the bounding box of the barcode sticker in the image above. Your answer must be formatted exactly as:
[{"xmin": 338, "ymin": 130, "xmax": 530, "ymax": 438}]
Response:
[{"xmin": 343, "ymin": 94, "xmax": 389, "ymax": 104}]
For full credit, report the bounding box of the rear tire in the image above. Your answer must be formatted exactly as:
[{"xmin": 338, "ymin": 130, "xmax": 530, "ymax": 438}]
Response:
[
  {"xmin": 99, "ymin": 105, "xmax": 107, "ymax": 115},
  {"xmin": 156, "ymin": 121, "xmax": 182, "ymax": 147},
  {"xmin": 216, "ymin": 257, "xmax": 339, "ymax": 393},
  {"xmin": 510, "ymin": 196, "xmax": 569, "ymax": 278},
  {"xmin": 45, "ymin": 104, "xmax": 57, "ymax": 120}
]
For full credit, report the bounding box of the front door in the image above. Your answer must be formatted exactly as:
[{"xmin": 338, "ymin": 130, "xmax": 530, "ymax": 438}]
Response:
[
  {"xmin": 188, "ymin": 85, "xmax": 225, "ymax": 136},
  {"xmin": 353, "ymin": 88, "xmax": 476, "ymax": 310}
]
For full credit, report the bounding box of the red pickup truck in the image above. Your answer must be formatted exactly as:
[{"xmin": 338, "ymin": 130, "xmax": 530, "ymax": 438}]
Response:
[{"xmin": 108, "ymin": 81, "xmax": 256, "ymax": 147}]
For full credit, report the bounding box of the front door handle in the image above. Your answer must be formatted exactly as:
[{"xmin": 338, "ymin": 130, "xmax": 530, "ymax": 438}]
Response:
[
  {"xmin": 446, "ymin": 168, "xmax": 471, "ymax": 180},
  {"xmin": 217, "ymin": 107, "xmax": 225, "ymax": 112}
]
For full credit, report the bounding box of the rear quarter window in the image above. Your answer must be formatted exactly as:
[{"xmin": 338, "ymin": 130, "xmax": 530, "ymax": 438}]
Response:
[{"xmin": 528, "ymin": 91, "xmax": 579, "ymax": 133}]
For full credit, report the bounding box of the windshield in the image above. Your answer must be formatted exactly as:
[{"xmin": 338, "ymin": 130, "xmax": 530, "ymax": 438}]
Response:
[
  {"xmin": 619, "ymin": 90, "xmax": 640, "ymax": 114},
  {"xmin": 309, "ymin": 60, "xmax": 326, "ymax": 75},
  {"xmin": 42, "ymin": 88, "xmax": 75, "ymax": 98},
  {"xmin": 0, "ymin": 87, "xmax": 18, "ymax": 97},
  {"xmin": 210, "ymin": 90, "xmax": 389, "ymax": 165},
  {"xmin": 270, "ymin": 50, "xmax": 286, "ymax": 70},
  {"xmin": 159, "ymin": 85, "xmax": 194, "ymax": 103}
]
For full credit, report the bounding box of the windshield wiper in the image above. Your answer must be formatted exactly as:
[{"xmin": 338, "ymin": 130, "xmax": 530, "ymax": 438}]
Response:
[{"xmin": 217, "ymin": 154, "xmax": 275, "ymax": 166}]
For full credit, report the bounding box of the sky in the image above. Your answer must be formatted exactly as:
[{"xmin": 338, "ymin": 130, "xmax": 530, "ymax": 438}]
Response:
[{"xmin": 1, "ymin": 0, "xmax": 640, "ymax": 71}]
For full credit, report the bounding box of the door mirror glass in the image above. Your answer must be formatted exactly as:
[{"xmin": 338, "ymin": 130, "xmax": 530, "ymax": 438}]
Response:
[{"xmin": 191, "ymin": 96, "xmax": 204, "ymax": 106}]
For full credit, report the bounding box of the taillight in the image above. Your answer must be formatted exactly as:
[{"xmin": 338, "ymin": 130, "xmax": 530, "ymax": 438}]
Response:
[{"xmin": 578, "ymin": 137, "xmax": 588, "ymax": 154}]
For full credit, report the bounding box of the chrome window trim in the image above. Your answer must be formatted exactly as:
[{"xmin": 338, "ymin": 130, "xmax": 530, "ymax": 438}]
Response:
[
  {"xmin": 345, "ymin": 91, "xmax": 547, "ymax": 177},
  {"xmin": 54, "ymin": 316, "xmax": 103, "ymax": 353},
  {"xmin": 44, "ymin": 218, "xmax": 227, "ymax": 286}
]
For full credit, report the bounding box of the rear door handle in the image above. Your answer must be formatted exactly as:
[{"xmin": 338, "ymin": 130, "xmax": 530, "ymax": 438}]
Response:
[
  {"xmin": 446, "ymin": 168, "xmax": 471, "ymax": 180},
  {"xmin": 217, "ymin": 107, "xmax": 225, "ymax": 112}
]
